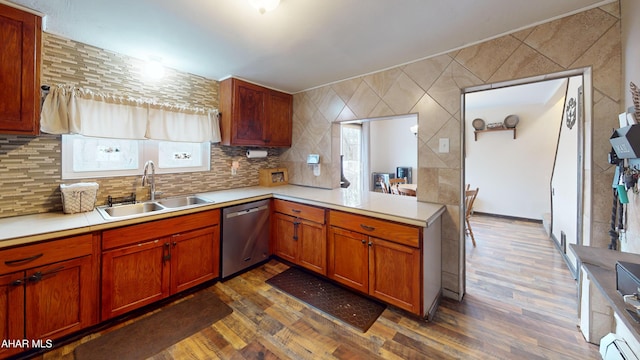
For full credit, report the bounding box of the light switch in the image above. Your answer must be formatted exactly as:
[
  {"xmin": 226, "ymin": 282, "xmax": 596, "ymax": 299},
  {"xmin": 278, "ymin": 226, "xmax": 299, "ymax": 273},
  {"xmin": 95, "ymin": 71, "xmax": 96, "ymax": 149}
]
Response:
[{"xmin": 439, "ymin": 138, "xmax": 449, "ymax": 153}]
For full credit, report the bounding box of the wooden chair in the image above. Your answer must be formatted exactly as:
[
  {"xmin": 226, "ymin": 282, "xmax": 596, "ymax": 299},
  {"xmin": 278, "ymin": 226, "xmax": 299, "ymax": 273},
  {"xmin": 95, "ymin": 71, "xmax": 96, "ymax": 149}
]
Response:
[
  {"xmin": 389, "ymin": 177, "xmax": 407, "ymax": 186},
  {"xmin": 380, "ymin": 181, "xmax": 390, "ymax": 194},
  {"xmin": 465, "ymin": 186, "xmax": 479, "ymax": 247},
  {"xmin": 389, "ymin": 177, "xmax": 407, "ymax": 195}
]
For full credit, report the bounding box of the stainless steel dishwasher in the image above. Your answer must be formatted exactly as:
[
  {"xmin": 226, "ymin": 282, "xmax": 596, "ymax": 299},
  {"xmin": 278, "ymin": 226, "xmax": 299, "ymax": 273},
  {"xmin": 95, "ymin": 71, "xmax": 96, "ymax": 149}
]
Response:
[{"xmin": 221, "ymin": 199, "xmax": 270, "ymax": 278}]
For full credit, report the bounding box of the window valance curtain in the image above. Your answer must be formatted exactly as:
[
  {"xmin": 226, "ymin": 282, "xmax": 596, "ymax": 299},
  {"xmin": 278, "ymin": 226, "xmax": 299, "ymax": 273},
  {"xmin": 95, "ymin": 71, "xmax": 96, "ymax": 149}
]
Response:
[{"xmin": 40, "ymin": 85, "xmax": 221, "ymax": 143}]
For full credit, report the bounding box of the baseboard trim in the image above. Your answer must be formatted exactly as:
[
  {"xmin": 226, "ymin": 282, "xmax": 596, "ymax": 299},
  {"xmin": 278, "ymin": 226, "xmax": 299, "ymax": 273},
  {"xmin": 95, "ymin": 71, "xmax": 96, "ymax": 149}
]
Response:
[{"xmin": 473, "ymin": 212, "xmax": 543, "ymax": 224}]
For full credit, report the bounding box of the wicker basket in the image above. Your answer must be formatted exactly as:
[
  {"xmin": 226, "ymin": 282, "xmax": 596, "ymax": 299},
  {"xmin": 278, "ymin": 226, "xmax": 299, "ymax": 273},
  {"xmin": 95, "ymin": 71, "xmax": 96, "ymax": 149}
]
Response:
[{"xmin": 60, "ymin": 182, "xmax": 99, "ymax": 214}]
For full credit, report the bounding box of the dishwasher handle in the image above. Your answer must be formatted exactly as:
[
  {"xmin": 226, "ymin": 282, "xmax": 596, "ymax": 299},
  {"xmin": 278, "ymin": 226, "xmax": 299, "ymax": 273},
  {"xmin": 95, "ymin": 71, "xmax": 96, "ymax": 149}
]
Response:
[{"xmin": 225, "ymin": 205, "xmax": 269, "ymax": 219}]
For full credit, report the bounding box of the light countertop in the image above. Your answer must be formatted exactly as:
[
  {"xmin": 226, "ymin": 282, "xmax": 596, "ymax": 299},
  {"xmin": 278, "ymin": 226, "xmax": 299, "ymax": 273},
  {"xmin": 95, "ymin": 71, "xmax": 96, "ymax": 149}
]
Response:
[{"xmin": 0, "ymin": 185, "xmax": 446, "ymax": 249}]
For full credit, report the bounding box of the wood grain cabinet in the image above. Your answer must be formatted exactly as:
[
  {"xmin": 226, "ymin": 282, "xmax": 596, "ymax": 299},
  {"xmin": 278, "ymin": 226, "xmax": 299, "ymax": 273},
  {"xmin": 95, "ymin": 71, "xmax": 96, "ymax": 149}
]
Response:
[
  {"xmin": 273, "ymin": 199, "xmax": 327, "ymax": 275},
  {"xmin": 0, "ymin": 3, "xmax": 41, "ymax": 135},
  {"xmin": 328, "ymin": 211, "xmax": 426, "ymax": 315},
  {"xmin": 101, "ymin": 209, "xmax": 220, "ymax": 320},
  {"xmin": 219, "ymin": 77, "xmax": 292, "ymax": 147},
  {"xmin": 0, "ymin": 233, "xmax": 98, "ymax": 359}
]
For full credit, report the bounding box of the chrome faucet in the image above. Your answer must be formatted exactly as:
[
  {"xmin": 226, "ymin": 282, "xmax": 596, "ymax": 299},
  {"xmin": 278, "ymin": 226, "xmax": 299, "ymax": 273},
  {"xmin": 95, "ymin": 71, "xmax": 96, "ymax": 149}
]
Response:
[{"xmin": 142, "ymin": 160, "xmax": 156, "ymax": 201}]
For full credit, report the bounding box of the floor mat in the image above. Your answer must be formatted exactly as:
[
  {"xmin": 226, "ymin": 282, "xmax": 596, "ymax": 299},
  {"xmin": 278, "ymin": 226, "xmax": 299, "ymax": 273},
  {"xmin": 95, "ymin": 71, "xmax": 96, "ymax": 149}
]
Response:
[
  {"xmin": 74, "ymin": 290, "xmax": 232, "ymax": 360},
  {"xmin": 266, "ymin": 267, "xmax": 385, "ymax": 332}
]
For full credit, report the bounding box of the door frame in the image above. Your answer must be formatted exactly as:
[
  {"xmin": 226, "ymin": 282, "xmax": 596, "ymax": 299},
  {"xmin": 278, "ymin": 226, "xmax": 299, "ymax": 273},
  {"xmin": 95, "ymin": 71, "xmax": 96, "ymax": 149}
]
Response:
[{"xmin": 460, "ymin": 67, "xmax": 592, "ymax": 295}]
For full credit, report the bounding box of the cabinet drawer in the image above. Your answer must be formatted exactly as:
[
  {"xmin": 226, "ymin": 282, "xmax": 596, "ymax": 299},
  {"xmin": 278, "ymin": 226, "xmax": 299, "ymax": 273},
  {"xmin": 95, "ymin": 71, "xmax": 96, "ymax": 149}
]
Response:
[
  {"xmin": 103, "ymin": 209, "xmax": 220, "ymax": 250},
  {"xmin": 274, "ymin": 199, "xmax": 325, "ymax": 224},
  {"xmin": 329, "ymin": 211, "xmax": 420, "ymax": 248},
  {"xmin": 0, "ymin": 233, "xmax": 93, "ymax": 274}
]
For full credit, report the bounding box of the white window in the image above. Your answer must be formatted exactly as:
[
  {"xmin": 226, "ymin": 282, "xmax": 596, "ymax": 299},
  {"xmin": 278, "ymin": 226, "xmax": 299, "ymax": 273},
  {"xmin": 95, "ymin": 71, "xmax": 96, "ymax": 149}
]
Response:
[{"xmin": 61, "ymin": 134, "xmax": 210, "ymax": 179}]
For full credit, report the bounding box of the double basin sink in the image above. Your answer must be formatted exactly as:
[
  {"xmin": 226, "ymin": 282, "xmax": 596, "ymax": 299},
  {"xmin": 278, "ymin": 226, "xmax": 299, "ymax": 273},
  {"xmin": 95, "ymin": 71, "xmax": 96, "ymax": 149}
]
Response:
[{"xmin": 96, "ymin": 195, "xmax": 213, "ymax": 220}]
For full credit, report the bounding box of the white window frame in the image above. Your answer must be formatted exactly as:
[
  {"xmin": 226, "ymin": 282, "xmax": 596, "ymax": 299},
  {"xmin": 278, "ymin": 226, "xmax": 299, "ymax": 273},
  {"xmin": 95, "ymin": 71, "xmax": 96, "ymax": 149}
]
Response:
[{"xmin": 61, "ymin": 134, "xmax": 210, "ymax": 179}]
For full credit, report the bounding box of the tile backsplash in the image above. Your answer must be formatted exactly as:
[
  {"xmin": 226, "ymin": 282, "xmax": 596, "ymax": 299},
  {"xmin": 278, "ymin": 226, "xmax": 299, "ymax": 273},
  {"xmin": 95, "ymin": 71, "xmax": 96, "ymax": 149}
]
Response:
[{"xmin": 0, "ymin": 33, "xmax": 281, "ymax": 218}]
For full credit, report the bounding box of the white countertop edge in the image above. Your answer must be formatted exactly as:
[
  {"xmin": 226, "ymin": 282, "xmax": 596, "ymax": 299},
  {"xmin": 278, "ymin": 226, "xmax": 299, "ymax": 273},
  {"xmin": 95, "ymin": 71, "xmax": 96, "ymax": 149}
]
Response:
[{"xmin": 0, "ymin": 185, "xmax": 446, "ymax": 248}]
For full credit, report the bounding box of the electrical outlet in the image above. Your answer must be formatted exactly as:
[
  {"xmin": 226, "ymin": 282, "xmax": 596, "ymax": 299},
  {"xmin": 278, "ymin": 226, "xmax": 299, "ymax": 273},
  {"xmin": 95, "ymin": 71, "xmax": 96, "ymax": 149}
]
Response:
[{"xmin": 439, "ymin": 138, "xmax": 449, "ymax": 153}]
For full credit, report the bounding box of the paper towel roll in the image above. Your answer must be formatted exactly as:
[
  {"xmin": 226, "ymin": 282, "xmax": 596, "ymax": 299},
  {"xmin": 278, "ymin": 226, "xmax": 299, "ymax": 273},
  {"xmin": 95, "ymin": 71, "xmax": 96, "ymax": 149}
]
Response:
[{"xmin": 246, "ymin": 150, "xmax": 268, "ymax": 158}]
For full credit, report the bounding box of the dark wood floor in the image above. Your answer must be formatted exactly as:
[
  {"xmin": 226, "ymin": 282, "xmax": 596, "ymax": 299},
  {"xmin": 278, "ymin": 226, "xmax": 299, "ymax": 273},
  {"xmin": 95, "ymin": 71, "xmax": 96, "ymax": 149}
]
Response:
[{"xmin": 40, "ymin": 214, "xmax": 600, "ymax": 359}]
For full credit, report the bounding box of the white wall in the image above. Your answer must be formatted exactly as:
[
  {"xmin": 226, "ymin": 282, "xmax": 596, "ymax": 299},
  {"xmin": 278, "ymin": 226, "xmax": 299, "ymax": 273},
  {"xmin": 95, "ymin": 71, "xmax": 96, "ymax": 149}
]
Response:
[
  {"xmin": 369, "ymin": 114, "xmax": 417, "ymax": 184},
  {"xmin": 465, "ymin": 82, "xmax": 566, "ymax": 220},
  {"xmin": 552, "ymin": 76, "xmax": 582, "ymax": 254}
]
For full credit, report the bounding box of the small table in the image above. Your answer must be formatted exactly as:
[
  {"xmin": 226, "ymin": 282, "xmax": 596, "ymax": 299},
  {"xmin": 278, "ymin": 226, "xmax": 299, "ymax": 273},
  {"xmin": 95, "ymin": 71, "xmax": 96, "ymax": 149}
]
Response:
[{"xmin": 398, "ymin": 184, "xmax": 417, "ymax": 191}]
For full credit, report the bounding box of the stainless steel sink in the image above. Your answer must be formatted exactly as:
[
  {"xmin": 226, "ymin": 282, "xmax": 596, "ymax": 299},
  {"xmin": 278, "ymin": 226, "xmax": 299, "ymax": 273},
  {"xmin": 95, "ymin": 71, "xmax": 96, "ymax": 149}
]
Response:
[
  {"xmin": 100, "ymin": 202, "xmax": 165, "ymax": 218},
  {"xmin": 157, "ymin": 195, "xmax": 211, "ymax": 208},
  {"xmin": 96, "ymin": 195, "xmax": 214, "ymax": 220}
]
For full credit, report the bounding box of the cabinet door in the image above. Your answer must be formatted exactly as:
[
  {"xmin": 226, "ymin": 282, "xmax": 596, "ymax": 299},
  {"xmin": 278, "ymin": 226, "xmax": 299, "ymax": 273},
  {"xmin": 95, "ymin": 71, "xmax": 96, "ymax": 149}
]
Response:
[
  {"xmin": 101, "ymin": 240, "xmax": 170, "ymax": 320},
  {"xmin": 0, "ymin": 272, "xmax": 24, "ymax": 358},
  {"xmin": 298, "ymin": 220, "xmax": 327, "ymax": 275},
  {"xmin": 171, "ymin": 225, "xmax": 220, "ymax": 294},
  {"xmin": 232, "ymin": 80, "xmax": 266, "ymax": 145},
  {"xmin": 328, "ymin": 226, "xmax": 368, "ymax": 293},
  {"xmin": 265, "ymin": 91, "xmax": 292, "ymax": 147},
  {"xmin": 25, "ymin": 256, "xmax": 96, "ymax": 340},
  {"xmin": 369, "ymin": 238, "xmax": 421, "ymax": 314},
  {"xmin": 273, "ymin": 213, "xmax": 297, "ymax": 263},
  {"xmin": 0, "ymin": 4, "xmax": 40, "ymax": 135}
]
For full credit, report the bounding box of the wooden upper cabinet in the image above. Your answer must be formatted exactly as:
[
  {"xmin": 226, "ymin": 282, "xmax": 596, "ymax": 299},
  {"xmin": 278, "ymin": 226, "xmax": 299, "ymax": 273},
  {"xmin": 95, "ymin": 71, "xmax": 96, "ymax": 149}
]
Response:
[
  {"xmin": 219, "ymin": 77, "xmax": 292, "ymax": 147},
  {"xmin": 0, "ymin": 3, "xmax": 41, "ymax": 135}
]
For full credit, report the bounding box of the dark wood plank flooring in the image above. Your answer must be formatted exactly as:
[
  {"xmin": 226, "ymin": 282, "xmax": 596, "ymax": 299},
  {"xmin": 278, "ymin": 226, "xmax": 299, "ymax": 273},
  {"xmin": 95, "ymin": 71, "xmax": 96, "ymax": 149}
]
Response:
[{"xmin": 38, "ymin": 214, "xmax": 600, "ymax": 359}]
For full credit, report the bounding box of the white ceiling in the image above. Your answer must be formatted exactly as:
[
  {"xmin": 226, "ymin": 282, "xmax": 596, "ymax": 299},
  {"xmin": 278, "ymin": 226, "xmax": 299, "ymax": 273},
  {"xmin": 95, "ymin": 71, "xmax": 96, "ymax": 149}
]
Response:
[{"xmin": 7, "ymin": 0, "xmax": 612, "ymax": 93}]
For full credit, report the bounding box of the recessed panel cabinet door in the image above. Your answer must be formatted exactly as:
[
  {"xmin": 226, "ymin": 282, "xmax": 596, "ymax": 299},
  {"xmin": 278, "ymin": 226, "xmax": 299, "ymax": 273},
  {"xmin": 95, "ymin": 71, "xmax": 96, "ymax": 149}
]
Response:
[
  {"xmin": 265, "ymin": 90, "xmax": 292, "ymax": 147},
  {"xmin": 368, "ymin": 237, "xmax": 421, "ymax": 313},
  {"xmin": 25, "ymin": 256, "xmax": 96, "ymax": 340},
  {"xmin": 0, "ymin": 272, "xmax": 24, "ymax": 359},
  {"xmin": 273, "ymin": 213, "xmax": 297, "ymax": 263},
  {"xmin": 170, "ymin": 226, "xmax": 219, "ymax": 294},
  {"xmin": 298, "ymin": 220, "xmax": 326, "ymax": 275},
  {"xmin": 101, "ymin": 240, "xmax": 170, "ymax": 320},
  {"xmin": 328, "ymin": 226, "xmax": 368, "ymax": 293},
  {"xmin": 0, "ymin": 4, "xmax": 41, "ymax": 135},
  {"xmin": 233, "ymin": 81, "xmax": 266, "ymax": 145}
]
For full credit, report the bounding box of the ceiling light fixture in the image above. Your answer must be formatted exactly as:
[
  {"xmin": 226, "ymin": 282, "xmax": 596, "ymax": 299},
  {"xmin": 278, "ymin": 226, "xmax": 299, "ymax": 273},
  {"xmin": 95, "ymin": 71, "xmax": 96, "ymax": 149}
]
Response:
[
  {"xmin": 249, "ymin": 0, "xmax": 280, "ymax": 14},
  {"xmin": 143, "ymin": 57, "xmax": 165, "ymax": 80}
]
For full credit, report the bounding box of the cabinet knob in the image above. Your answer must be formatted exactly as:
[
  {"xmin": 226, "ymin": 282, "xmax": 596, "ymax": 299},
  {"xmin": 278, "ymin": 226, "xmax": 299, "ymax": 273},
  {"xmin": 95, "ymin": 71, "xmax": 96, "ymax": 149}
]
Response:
[
  {"xmin": 368, "ymin": 241, "xmax": 373, "ymax": 247},
  {"xmin": 361, "ymin": 239, "xmax": 366, "ymax": 244}
]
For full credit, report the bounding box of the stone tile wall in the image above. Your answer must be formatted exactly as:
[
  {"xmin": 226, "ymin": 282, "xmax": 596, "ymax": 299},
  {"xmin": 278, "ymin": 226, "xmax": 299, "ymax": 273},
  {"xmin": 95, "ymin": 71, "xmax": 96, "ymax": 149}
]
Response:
[
  {"xmin": 0, "ymin": 33, "xmax": 282, "ymax": 218},
  {"xmin": 284, "ymin": 3, "xmax": 622, "ymax": 299}
]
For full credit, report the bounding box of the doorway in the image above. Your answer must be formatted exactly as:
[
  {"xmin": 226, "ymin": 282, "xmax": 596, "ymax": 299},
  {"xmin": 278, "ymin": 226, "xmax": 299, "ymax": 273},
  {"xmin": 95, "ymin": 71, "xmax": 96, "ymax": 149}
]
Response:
[{"xmin": 463, "ymin": 69, "xmax": 590, "ymax": 280}]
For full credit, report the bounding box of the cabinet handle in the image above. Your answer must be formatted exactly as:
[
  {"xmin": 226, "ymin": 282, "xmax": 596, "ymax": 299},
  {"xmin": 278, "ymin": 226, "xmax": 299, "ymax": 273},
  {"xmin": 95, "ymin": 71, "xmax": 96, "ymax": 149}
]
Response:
[
  {"xmin": 293, "ymin": 221, "xmax": 300, "ymax": 241},
  {"xmin": 27, "ymin": 266, "xmax": 64, "ymax": 283},
  {"xmin": 163, "ymin": 243, "xmax": 171, "ymax": 262},
  {"xmin": 12, "ymin": 266, "xmax": 65, "ymax": 285},
  {"xmin": 291, "ymin": 209, "xmax": 302, "ymax": 214},
  {"xmin": 5, "ymin": 253, "xmax": 43, "ymax": 266},
  {"xmin": 172, "ymin": 242, "xmax": 177, "ymax": 247},
  {"xmin": 360, "ymin": 224, "xmax": 375, "ymax": 232}
]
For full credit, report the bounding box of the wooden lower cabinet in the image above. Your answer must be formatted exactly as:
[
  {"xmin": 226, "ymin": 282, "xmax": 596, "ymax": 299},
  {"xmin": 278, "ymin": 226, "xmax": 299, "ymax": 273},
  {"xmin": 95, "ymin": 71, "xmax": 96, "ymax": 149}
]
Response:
[
  {"xmin": 327, "ymin": 227, "xmax": 369, "ymax": 292},
  {"xmin": 170, "ymin": 226, "xmax": 220, "ymax": 294},
  {"xmin": 101, "ymin": 210, "xmax": 220, "ymax": 320},
  {"xmin": 328, "ymin": 210, "xmax": 423, "ymax": 315},
  {"xmin": 101, "ymin": 240, "xmax": 170, "ymax": 319},
  {"xmin": 368, "ymin": 237, "xmax": 421, "ymax": 313},
  {"xmin": 272, "ymin": 200, "xmax": 327, "ymax": 275},
  {"xmin": 0, "ymin": 233, "xmax": 98, "ymax": 359}
]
